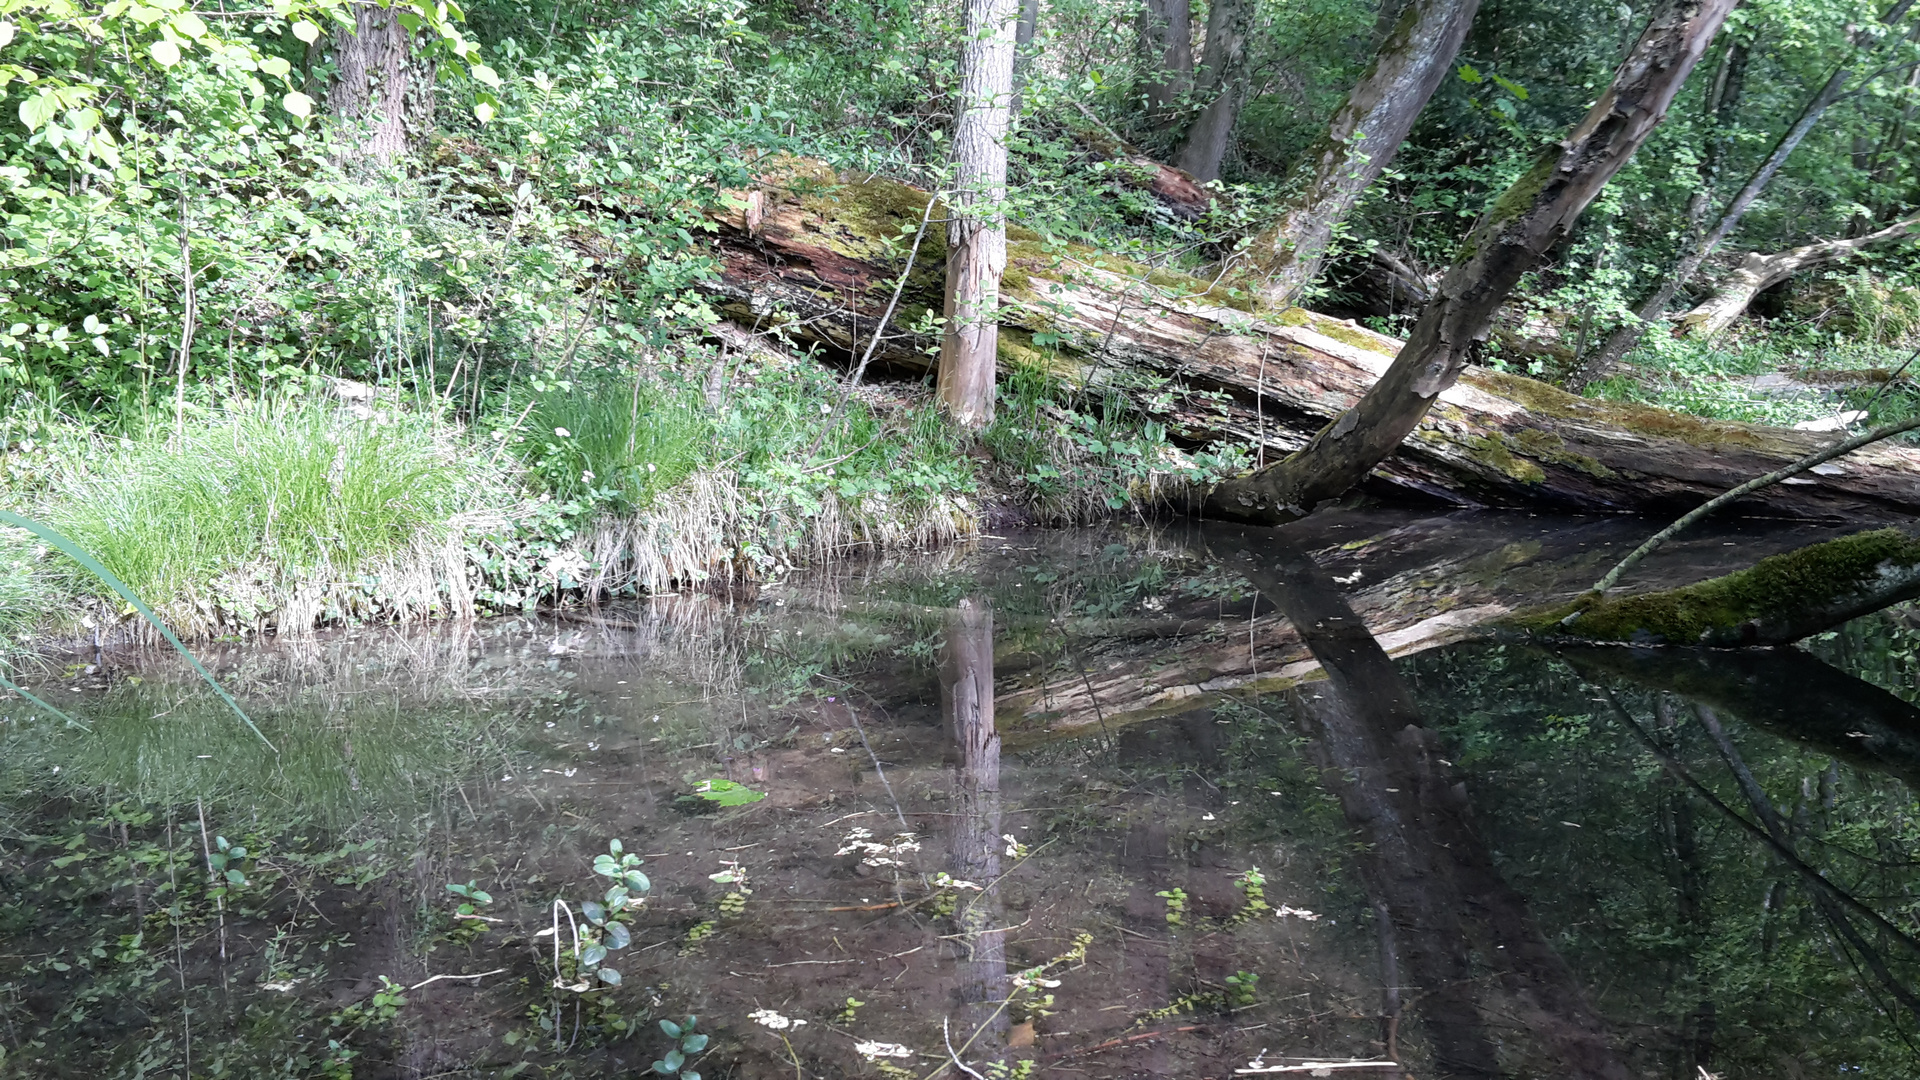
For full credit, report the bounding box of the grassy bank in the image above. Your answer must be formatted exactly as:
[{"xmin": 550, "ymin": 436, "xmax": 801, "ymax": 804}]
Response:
[{"xmin": 0, "ymin": 344, "xmax": 1224, "ymax": 647}]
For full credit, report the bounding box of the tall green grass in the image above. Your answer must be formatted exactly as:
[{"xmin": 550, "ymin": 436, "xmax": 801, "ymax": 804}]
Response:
[
  {"xmin": 524, "ymin": 374, "xmax": 710, "ymax": 512},
  {"xmin": 45, "ymin": 398, "xmax": 502, "ymax": 632}
]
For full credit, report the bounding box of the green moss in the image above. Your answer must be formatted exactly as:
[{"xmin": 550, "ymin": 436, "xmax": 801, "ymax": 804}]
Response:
[
  {"xmin": 1457, "ymin": 149, "xmax": 1559, "ymax": 261},
  {"xmin": 1458, "ymin": 433, "xmax": 1547, "ymax": 483},
  {"xmin": 1465, "ymin": 369, "xmax": 1781, "ymax": 452},
  {"xmin": 1301, "ymin": 314, "xmax": 1396, "ymax": 356},
  {"xmin": 1511, "ymin": 428, "xmax": 1617, "ymax": 479},
  {"xmin": 1509, "ymin": 529, "xmax": 1920, "ymax": 644}
]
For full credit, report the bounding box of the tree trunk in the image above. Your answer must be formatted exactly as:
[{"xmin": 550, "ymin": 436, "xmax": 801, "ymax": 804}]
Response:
[
  {"xmin": 697, "ymin": 161, "xmax": 1920, "ymax": 522},
  {"xmin": 1172, "ymin": 0, "xmax": 1250, "ymax": 182},
  {"xmin": 1235, "ymin": 0, "xmax": 1483, "ymax": 307},
  {"xmin": 1060, "ymin": 102, "xmax": 1216, "ymax": 219},
  {"xmin": 1672, "ymin": 213, "xmax": 1920, "ymax": 338},
  {"xmin": 1139, "ymin": 0, "xmax": 1193, "ymax": 111},
  {"xmin": 329, "ymin": 4, "xmax": 434, "ymax": 164},
  {"xmin": 1567, "ymin": 0, "xmax": 1920, "ymax": 388},
  {"xmin": 940, "ymin": 0, "xmax": 1021, "ymax": 428},
  {"xmin": 1012, "ymin": 0, "xmax": 1041, "ymax": 115},
  {"xmin": 1203, "ymin": 0, "xmax": 1739, "ymax": 523}
]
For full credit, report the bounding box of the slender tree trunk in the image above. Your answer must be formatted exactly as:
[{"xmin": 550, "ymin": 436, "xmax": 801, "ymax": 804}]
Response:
[
  {"xmin": 1172, "ymin": 0, "xmax": 1250, "ymax": 182},
  {"xmin": 939, "ymin": 0, "xmax": 1020, "ymax": 428},
  {"xmin": 1203, "ymin": 0, "xmax": 1739, "ymax": 523},
  {"xmin": 1236, "ymin": 0, "xmax": 1483, "ymax": 306},
  {"xmin": 1672, "ymin": 213, "xmax": 1920, "ymax": 337},
  {"xmin": 939, "ymin": 597, "xmax": 1010, "ymax": 1071},
  {"xmin": 1139, "ymin": 0, "xmax": 1193, "ymax": 110},
  {"xmin": 1012, "ymin": 0, "xmax": 1042, "ymax": 115},
  {"xmin": 1567, "ymin": 0, "xmax": 1918, "ymax": 388},
  {"xmin": 329, "ymin": 3, "xmax": 435, "ymax": 164}
]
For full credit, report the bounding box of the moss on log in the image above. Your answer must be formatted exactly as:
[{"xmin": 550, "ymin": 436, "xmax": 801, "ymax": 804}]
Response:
[
  {"xmin": 701, "ymin": 160, "xmax": 1920, "ymax": 520},
  {"xmin": 1512, "ymin": 528, "xmax": 1920, "ymax": 646}
]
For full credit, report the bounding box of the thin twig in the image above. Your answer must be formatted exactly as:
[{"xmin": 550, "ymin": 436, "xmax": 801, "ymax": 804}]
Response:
[
  {"xmin": 1591, "ymin": 411, "xmax": 1920, "ymax": 593},
  {"xmin": 410, "ymin": 968, "xmax": 507, "ymax": 991}
]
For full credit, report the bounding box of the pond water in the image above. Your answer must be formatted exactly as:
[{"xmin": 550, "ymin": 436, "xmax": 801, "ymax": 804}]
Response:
[{"xmin": 5, "ymin": 512, "xmax": 1920, "ymax": 1079}]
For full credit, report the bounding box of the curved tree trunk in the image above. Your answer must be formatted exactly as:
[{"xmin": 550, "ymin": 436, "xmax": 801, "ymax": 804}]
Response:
[
  {"xmin": 940, "ymin": 0, "xmax": 1021, "ymax": 428},
  {"xmin": 1203, "ymin": 0, "xmax": 1740, "ymax": 523},
  {"xmin": 329, "ymin": 4, "xmax": 434, "ymax": 164},
  {"xmin": 1172, "ymin": 0, "xmax": 1250, "ymax": 182},
  {"xmin": 1236, "ymin": 0, "xmax": 1483, "ymax": 307},
  {"xmin": 1567, "ymin": 0, "xmax": 1919, "ymax": 388},
  {"xmin": 1673, "ymin": 214, "xmax": 1920, "ymax": 338}
]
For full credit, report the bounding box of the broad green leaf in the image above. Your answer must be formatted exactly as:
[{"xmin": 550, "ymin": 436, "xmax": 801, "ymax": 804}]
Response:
[
  {"xmin": 624, "ymin": 870, "xmax": 651, "ymax": 893},
  {"xmin": 659, "ymin": 1019, "xmax": 682, "ymax": 1038},
  {"xmin": 605, "ymin": 922, "xmax": 631, "ymax": 949},
  {"xmin": 581, "ymin": 943, "xmax": 607, "ymax": 965},
  {"xmin": 282, "ymin": 91, "xmax": 312, "ymax": 117},
  {"xmin": 225, "ymin": 869, "xmax": 246, "ymax": 885},
  {"xmin": 581, "ymin": 900, "xmax": 606, "ymax": 925},
  {"xmin": 291, "ymin": 19, "xmax": 320, "ymax": 43},
  {"xmin": 469, "ymin": 63, "xmax": 500, "ymax": 87},
  {"xmin": 680, "ymin": 1033, "xmax": 708, "ymax": 1053},
  {"xmin": 170, "ymin": 12, "xmax": 207, "ymax": 38},
  {"xmin": 260, "ymin": 56, "xmax": 291, "ymax": 78},
  {"xmin": 18, "ymin": 92, "xmax": 54, "ymax": 130},
  {"xmin": 0, "ymin": 22, "xmax": 14, "ymax": 48},
  {"xmin": 149, "ymin": 39, "xmax": 181, "ymax": 67},
  {"xmin": 596, "ymin": 966, "xmax": 621, "ymax": 985},
  {"xmin": 473, "ymin": 100, "xmax": 495, "ymax": 123}
]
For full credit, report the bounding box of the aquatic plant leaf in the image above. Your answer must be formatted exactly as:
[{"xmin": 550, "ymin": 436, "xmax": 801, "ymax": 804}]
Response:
[
  {"xmin": 692, "ymin": 778, "xmax": 766, "ymax": 806},
  {"xmin": 0, "ymin": 509, "xmax": 275, "ymax": 752}
]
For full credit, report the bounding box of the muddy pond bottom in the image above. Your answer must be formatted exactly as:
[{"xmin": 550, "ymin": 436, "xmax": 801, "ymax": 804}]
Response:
[{"xmin": 5, "ymin": 513, "xmax": 1919, "ymax": 1079}]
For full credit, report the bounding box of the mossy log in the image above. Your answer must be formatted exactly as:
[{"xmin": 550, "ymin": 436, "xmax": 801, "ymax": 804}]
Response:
[
  {"xmin": 1514, "ymin": 528, "xmax": 1920, "ymax": 646},
  {"xmin": 701, "ymin": 161, "xmax": 1920, "ymax": 520}
]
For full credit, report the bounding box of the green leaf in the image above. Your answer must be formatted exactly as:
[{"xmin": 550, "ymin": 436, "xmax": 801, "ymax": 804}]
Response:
[
  {"xmin": 149, "ymin": 39, "xmax": 181, "ymax": 67},
  {"xmin": 659, "ymin": 1019, "xmax": 682, "ymax": 1038},
  {"xmin": 170, "ymin": 12, "xmax": 207, "ymax": 39},
  {"xmin": 225, "ymin": 869, "xmax": 246, "ymax": 885},
  {"xmin": 282, "ymin": 91, "xmax": 312, "ymax": 118},
  {"xmin": 260, "ymin": 56, "xmax": 291, "ymax": 78},
  {"xmin": 1457, "ymin": 63, "xmax": 1481, "ymax": 84},
  {"xmin": 596, "ymin": 966, "xmax": 621, "ymax": 986},
  {"xmin": 592, "ymin": 853, "xmax": 618, "ymax": 875},
  {"xmin": 469, "ymin": 63, "xmax": 500, "ymax": 87},
  {"xmin": 680, "ymin": 1033, "xmax": 709, "ymax": 1053},
  {"xmin": 605, "ymin": 923, "xmax": 631, "ymax": 950},
  {"xmin": 291, "ymin": 19, "xmax": 320, "ymax": 43},
  {"xmin": 624, "ymin": 870, "xmax": 651, "ymax": 893},
  {"xmin": 581, "ymin": 943, "xmax": 607, "ymax": 965},
  {"xmin": 581, "ymin": 900, "xmax": 606, "ymax": 925},
  {"xmin": 691, "ymin": 779, "xmax": 765, "ymax": 807},
  {"xmin": 607, "ymin": 839, "xmax": 623, "ymax": 856},
  {"xmin": 662, "ymin": 1049, "xmax": 684, "ymax": 1070},
  {"xmin": 0, "ymin": 511, "xmax": 274, "ymax": 753}
]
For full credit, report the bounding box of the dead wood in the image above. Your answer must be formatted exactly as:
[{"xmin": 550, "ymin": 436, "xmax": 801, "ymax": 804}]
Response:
[{"xmin": 699, "ymin": 159, "xmax": 1920, "ymax": 522}]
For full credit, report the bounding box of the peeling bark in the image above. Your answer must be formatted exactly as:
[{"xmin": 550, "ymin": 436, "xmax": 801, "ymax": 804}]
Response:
[
  {"xmin": 1673, "ymin": 214, "xmax": 1920, "ymax": 338},
  {"xmin": 697, "ymin": 161, "xmax": 1920, "ymax": 522},
  {"xmin": 1204, "ymin": 0, "xmax": 1740, "ymax": 522},
  {"xmin": 1236, "ymin": 0, "xmax": 1482, "ymax": 306}
]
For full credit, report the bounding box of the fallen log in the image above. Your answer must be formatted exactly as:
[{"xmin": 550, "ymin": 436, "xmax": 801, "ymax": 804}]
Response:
[
  {"xmin": 700, "ymin": 161, "xmax": 1920, "ymax": 520},
  {"xmin": 1513, "ymin": 527, "xmax": 1920, "ymax": 646},
  {"xmin": 1674, "ymin": 213, "xmax": 1920, "ymax": 339}
]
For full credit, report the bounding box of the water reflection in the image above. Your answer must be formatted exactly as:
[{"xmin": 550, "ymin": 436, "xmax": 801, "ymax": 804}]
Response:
[
  {"xmin": 5, "ymin": 518, "xmax": 1920, "ymax": 1078},
  {"xmin": 1207, "ymin": 524, "xmax": 1633, "ymax": 1079}
]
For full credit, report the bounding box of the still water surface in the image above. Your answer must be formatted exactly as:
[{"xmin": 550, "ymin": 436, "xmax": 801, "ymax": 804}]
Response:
[{"xmin": 4, "ymin": 513, "xmax": 1919, "ymax": 1078}]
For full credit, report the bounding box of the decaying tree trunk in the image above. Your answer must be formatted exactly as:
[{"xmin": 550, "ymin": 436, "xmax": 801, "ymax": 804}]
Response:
[
  {"xmin": 329, "ymin": 4, "xmax": 435, "ymax": 164},
  {"xmin": 1172, "ymin": 0, "xmax": 1250, "ymax": 182},
  {"xmin": 1517, "ymin": 527, "xmax": 1920, "ymax": 646},
  {"xmin": 1061, "ymin": 103, "xmax": 1216, "ymax": 219},
  {"xmin": 1203, "ymin": 0, "xmax": 1740, "ymax": 523},
  {"xmin": 1673, "ymin": 213, "xmax": 1920, "ymax": 338},
  {"xmin": 940, "ymin": 0, "xmax": 1021, "ymax": 427},
  {"xmin": 1235, "ymin": 0, "xmax": 1482, "ymax": 306},
  {"xmin": 698, "ymin": 159, "xmax": 1920, "ymax": 521}
]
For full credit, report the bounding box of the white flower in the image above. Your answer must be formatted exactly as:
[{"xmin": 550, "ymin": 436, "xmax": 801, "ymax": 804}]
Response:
[
  {"xmin": 855, "ymin": 1041, "xmax": 914, "ymax": 1060},
  {"xmin": 750, "ymin": 1008, "xmax": 806, "ymax": 1030},
  {"xmin": 837, "ymin": 829, "xmax": 921, "ymax": 866}
]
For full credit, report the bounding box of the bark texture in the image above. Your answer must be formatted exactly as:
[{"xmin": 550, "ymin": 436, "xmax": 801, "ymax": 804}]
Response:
[
  {"xmin": 696, "ymin": 159, "xmax": 1920, "ymax": 523},
  {"xmin": 1139, "ymin": 0, "xmax": 1194, "ymax": 110},
  {"xmin": 1172, "ymin": 0, "xmax": 1250, "ymax": 182},
  {"xmin": 329, "ymin": 4, "xmax": 434, "ymax": 164},
  {"xmin": 1237, "ymin": 0, "xmax": 1482, "ymax": 306},
  {"xmin": 939, "ymin": 0, "xmax": 1021, "ymax": 427},
  {"xmin": 939, "ymin": 598, "xmax": 1010, "ymax": 1069},
  {"xmin": 1203, "ymin": 0, "xmax": 1739, "ymax": 523},
  {"xmin": 1673, "ymin": 213, "xmax": 1920, "ymax": 338}
]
